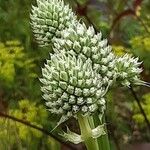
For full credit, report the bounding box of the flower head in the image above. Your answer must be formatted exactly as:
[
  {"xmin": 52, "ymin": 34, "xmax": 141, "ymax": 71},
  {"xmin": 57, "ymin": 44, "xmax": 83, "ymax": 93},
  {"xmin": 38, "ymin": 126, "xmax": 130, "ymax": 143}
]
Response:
[
  {"xmin": 30, "ymin": 0, "xmax": 77, "ymax": 46},
  {"xmin": 31, "ymin": 0, "xmax": 148, "ymax": 127},
  {"xmin": 115, "ymin": 54, "xmax": 143, "ymax": 87},
  {"xmin": 53, "ymin": 22, "xmax": 116, "ymax": 87},
  {"xmin": 40, "ymin": 52, "xmax": 106, "ymax": 123}
]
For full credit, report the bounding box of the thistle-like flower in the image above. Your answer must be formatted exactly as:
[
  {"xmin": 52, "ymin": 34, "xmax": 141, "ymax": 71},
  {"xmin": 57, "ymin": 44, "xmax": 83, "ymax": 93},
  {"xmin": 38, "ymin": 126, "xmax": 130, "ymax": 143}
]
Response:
[
  {"xmin": 115, "ymin": 54, "xmax": 144, "ymax": 87},
  {"xmin": 40, "ymin": 52, "xmax": 106, "ymax": 124},
  {"xmin": 53, "ymin": 22, "xmax": 116, "ymax": 87},
  {"xmin": 30, "ymin": 0, "xmax": 77, "ymax": 46}
]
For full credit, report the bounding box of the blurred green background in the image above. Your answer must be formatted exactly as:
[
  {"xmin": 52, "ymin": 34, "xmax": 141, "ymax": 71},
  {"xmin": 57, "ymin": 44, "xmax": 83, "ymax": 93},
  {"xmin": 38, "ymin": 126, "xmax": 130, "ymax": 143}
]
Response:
[{"xmin": 0, "ymin": 0, "xmax": 150, "ymax": 150}]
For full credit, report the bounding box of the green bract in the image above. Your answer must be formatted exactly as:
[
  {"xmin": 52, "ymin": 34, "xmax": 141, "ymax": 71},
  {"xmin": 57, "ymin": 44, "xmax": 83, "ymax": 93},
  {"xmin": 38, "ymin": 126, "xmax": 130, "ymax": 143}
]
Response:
[
  {"xmin": 30, "ymin": 0, "xmax": 77, "ymax": 46},
  {"xmin": 40, "ymin": 52, "xmax": 106, "ymax": 122}
]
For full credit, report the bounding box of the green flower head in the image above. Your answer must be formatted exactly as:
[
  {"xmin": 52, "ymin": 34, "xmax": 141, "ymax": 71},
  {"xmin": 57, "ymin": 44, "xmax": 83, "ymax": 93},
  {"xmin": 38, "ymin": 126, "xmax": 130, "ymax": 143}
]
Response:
[
  {"xmin": 31, "ymin": 0, "xmax": 149, "ymax": 127},
  {"xmin": 53, "ymin": 22, "xmax": 116, "ymax": 86},
  {"xmin": 115, "ymin": 54, "xmax": 143, "ymax": 87},
  {"xmin": 30, "ymin": 0, "xmax": 77, "ymax": 46},
  {"xmin": 40, "ymin": 52, "xmax": 106, "ymax": 123}
]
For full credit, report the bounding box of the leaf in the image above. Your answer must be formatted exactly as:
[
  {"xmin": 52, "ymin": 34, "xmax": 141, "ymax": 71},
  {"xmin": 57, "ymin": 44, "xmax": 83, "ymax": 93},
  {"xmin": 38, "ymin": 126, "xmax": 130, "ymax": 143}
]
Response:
[
  {"xmin": 60, "ymin": 127, "xmax": 83, "ymax": 144},
  {"xmin": 92, "ymin": 124, "xmax": 106, "ymax": 138}
]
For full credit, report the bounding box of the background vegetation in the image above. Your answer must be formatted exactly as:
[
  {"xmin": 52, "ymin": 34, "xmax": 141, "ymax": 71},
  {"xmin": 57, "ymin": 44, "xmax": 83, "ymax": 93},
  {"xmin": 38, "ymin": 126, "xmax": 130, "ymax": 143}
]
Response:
[{"xmin": 0, "ymin": 0, "xmax": 150, "ymax": 149}]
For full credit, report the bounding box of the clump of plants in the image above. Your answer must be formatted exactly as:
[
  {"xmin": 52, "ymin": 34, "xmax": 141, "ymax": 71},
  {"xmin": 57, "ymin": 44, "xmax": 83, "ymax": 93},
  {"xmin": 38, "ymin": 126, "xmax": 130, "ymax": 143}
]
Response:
[
  {"xmin": 0, "ymin": 99, "xmax": 61, "ymax": 150},
  {"xmin": 30, "ymin": 0, "xmax": 148, "ymax": 149},
  {"xmin": 0, "ymin": 41, "xmax": 35, "ymax": 86}
]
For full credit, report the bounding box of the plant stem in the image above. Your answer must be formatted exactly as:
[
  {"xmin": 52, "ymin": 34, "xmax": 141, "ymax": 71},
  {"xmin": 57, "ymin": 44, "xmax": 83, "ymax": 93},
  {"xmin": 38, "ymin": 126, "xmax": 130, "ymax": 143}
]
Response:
[
  {"xmin": 89, "ymin": 116, "xmax": 103, "ymax": 150},
  {"xmin": 91, "ymin": 114, "xmax": 110, "ymax": 150},
  {"xmin": 130, "ymin": 87, "xmax": 150, "ymax": 132},
  {"xmin": 100, "ymin": 116, "xmax": 110, "ymax": 150},
  {"xmin": 77, "ymin": 114, "xmax": 100, "ymax": 150}
]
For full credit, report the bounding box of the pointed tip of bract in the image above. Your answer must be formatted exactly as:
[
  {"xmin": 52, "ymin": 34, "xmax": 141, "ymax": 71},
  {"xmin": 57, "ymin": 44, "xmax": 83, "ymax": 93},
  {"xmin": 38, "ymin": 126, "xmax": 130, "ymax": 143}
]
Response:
[
  {"xmin": 134, "ymin": 80, "xmax": 150, "ymax": 88},
  {"xmin": 50, "ymin": 115, "xmax": 69, "ymax": 132}
]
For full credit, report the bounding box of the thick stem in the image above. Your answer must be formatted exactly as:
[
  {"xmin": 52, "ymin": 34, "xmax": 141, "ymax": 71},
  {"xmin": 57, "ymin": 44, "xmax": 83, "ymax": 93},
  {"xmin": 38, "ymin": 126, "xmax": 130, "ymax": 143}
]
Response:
[
  {"xmin": 100, "ymin": 116, "xmax": 110, "ymax": 150},
  {"xmin": 90, "ymin": 114, "xmax": 110, "ymax": 150},
  {"xmin": 77, "ymin": 114, "xmax": 99, "ymax": 150}
]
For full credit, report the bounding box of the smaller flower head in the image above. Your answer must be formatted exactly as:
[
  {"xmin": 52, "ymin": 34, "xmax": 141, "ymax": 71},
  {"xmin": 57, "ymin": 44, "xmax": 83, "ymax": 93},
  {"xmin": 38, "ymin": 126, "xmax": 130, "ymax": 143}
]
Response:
[{"xmin": 115, "ymin": 54, "xmax": 143, "ymax": 87}]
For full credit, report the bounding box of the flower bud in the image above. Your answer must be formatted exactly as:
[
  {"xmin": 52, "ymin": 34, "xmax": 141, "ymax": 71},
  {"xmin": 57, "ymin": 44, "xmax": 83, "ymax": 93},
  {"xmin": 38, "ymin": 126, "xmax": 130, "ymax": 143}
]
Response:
[{"xmin": 31, "ymin": 0, "xmax": 77, "ymax": 46}]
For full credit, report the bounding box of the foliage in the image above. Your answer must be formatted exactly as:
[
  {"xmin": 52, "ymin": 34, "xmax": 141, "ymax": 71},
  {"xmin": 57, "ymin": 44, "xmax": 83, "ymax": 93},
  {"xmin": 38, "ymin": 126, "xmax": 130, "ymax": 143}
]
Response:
[
  {"xmin": 112, "ymin": 45, "xmax": 127, "ymax": 56},
  {"xmin": 0, "ymin": 0, "xmax": 32, "ymax": 49},
  {"xmin": 0, "ymin": 40, "xmax": 36, "ymax": 87},
  {"xmin": 133, "ymin": 93, "xmax": 150, "ymax": 126},
  {"xmin": 11, "ymin": 99, "xmax": 48, "ymax": 139},
  {"xmin": 130, "ymin": 36, "xmax": 150, "ymax": 69},
  {"xmin": 0, "ymin": 38, "xmax": 60, "ymax": 149},
  {"xmin": 0, "ymin": 99, "xmax": 60, "ymax": 150},
  {"xmin": 0, "ymin": 40, "xmax": 39, "ymax": 107}
]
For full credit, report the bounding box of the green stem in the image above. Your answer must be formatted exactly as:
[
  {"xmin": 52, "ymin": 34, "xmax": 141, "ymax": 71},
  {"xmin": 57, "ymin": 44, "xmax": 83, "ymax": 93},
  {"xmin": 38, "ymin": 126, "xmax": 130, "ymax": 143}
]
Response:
[
  {"xmin": 77, "ymin": 114, "xmax": 100, "ymax": 150},
  {"xmin": 91, "ymin": 114, "xmax": 110, "ymax": 150},
  {"xmin": 88, "ymin": 116, "xmax": 103, "ymax": 150},
  {"xmin": 99, "ymin": 116, "xmax": 110, "ymax": 150}
]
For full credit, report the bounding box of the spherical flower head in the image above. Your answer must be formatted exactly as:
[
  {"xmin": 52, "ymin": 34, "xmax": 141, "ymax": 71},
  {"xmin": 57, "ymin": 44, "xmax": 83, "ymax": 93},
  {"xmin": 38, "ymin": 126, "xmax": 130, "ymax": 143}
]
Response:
[
  {"xmin": 30, "ymin": 0, "xmax": 77, "ymax": 47},
  {"xmin": 115, "ymin": 54, "xmax": 143, "ymax": 87},
  {"xmin": 53, "ymin": 22, "xmax": 116, "ymax": 86},
  {"xmin": 40, "ymin": 52, "xmax": 106, "ymax": 124}
]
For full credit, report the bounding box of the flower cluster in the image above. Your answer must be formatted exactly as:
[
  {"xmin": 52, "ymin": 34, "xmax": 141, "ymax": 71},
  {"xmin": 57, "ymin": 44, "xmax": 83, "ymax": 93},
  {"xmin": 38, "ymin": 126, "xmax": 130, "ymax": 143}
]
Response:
[
  {"xmin": 115, "ymin": 54, "xmax": 143, "ymax": 87},
  {"xmin": 40, "ymin": 53, "xmax": 106, "ymax": 122},
  {"xmin": 30, "ymin": 0, "xmax": 77, "ymax": 46},
  {"xmin": 31, "ymin": 0, "xmax": 144, "ymax": 123},
  {"xmin": 53, "ymin": 22, "xmax": 116, "ymax": 87}
]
